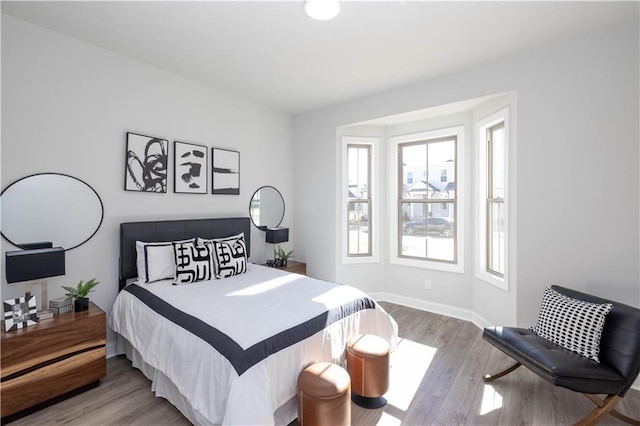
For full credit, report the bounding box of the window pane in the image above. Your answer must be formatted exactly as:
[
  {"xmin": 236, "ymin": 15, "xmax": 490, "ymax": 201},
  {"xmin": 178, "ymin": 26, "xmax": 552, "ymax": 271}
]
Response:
[
  {"xmin": 429, "ymin": 139, "xmax": 455, "ymax": 199},
  {"xmin": 488, "ymin": 201, "xmax": 505, "ymax": 275},
  {"xmin": 348, "ymin": 145, "xmax": 369, "ymax": 199},
  {"xmin": 348, "ymin": 202, "xmax": 370, "ymax": 255},
  {"xmin": 400, "ymin": 144, "xmax": 427, "ymax": 199},
  {"xmin": 400, "ymin": 202, "xmax": 455, "ymax": 261},
  {"xmin": 491, "ymin": 126, "xmax": 505, "ymax": 198}
]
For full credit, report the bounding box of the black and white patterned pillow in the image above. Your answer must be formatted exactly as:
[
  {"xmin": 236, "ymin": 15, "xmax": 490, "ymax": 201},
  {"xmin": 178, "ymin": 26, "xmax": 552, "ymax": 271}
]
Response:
[
  {"xmin": 211, "ymin": 237, "xmax": 247, "ymax": 279},
  {"xmin": 531, "ymin": 287, "xmax": 613, "ymax": 362},
  {"xmin": 172, "ymin": 242, "xmax": 214, "ymax": 284}
]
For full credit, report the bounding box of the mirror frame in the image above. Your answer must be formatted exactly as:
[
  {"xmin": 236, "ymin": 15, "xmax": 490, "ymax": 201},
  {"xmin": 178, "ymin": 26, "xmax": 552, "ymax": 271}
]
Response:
[
  {"xmin": 1, "ymin": 172, "xmax": 105, "ymax": 251},
  {"xmin": 249, "ymin": 185, "xmax": 285, "ymax": 231}
]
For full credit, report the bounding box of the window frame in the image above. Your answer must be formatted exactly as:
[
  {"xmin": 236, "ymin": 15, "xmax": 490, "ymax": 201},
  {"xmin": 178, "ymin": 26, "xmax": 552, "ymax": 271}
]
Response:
[
  {"xmin": 390, "ymin": 126, "xmax": 465, "ymax": 273},
  {"xmin": 475, "ymin": 108, "xmax": 509, "ymax": 290},
  {"xmin": 341, "ymin": 136, "xmax": 380, "ymax": 264},
  {"xmin": 486, "ymin": 122, "xmax": 505, "ymax": 277}
]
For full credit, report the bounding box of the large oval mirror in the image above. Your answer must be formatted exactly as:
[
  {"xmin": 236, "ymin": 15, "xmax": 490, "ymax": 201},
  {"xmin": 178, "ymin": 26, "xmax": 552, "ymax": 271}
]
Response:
[
  {"xmin": 249, "ymin": 186, "xmax": 284, "ymax": 230},
  {"xmin": 1, "ymin": 173, "xmax": 104, "ymax": 251}
]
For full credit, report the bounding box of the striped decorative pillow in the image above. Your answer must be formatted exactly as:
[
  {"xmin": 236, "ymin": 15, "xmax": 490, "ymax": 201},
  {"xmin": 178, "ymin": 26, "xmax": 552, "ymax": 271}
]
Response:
[
  {"xmin": 136, "ymin": 238, "xmax": 195, "ymax": 283},
  {"xmin": 531, "ymin": 287, "xmax": 612, "ymax": 362}
]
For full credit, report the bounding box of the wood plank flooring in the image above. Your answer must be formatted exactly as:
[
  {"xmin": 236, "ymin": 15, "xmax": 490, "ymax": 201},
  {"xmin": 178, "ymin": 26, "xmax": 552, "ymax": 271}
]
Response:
[{"xmin": 9, "ymin": 302, "xmax": 639, "ymax": 425}]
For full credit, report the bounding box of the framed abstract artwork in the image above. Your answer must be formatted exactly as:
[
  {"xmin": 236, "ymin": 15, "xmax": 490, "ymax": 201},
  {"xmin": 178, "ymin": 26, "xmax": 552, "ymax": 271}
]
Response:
[
  {"xmin": 174, "ymin": 141, "xmax": 208, "ymax": 194},
  {"xmin": 124, "ymin": 132, "xmax": 168, "ymax": 193},
  {"xmin": 3, "ymin": 296, "xmax": 37, "ymax": 332},
  {"xmin": 212, "ymin": 148, "xmax": 240, "ymax": 195}
]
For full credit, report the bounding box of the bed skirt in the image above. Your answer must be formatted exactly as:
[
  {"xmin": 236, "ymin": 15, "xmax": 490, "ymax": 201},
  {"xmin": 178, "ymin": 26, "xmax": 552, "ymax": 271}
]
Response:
[{"xmin": 114, "ymin": 334, "xmax": 298, "ymax": 425}]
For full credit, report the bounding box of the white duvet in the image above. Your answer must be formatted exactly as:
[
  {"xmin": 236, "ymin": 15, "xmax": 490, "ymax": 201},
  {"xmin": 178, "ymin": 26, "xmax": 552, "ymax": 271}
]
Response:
[{"xmin": 110, "ymin": 264, "xmax": 398, "ymax": 425}]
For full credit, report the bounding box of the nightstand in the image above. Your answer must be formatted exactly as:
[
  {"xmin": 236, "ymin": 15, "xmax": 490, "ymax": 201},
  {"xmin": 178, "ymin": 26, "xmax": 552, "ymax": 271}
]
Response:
[
  {"xmin": 279, "ymin": 260, "xmax": 307, "ymax": 275},
  {"xmin": 1, "ymin": 302, "xmax": 106, "ymax": 421}
]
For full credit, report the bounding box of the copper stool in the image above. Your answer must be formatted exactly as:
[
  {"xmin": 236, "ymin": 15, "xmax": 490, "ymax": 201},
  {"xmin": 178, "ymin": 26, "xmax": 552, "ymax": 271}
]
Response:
[
  {"xmin": 346, "ymin": 334, "xmax": 390, "ymax": 409},
  {"xmin": 298, "ymin": 362, "xmax": 351, "ymax": 426}
]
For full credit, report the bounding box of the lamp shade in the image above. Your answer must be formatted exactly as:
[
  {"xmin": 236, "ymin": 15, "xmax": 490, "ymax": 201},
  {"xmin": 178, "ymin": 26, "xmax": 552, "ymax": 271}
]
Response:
[
  {"xmin": 5, "ymin": 247, "xmax": 65, "ymax": 284},
  {"xmin": 266, "ymin": 227, "xmax": 289, "ymax": 244}
]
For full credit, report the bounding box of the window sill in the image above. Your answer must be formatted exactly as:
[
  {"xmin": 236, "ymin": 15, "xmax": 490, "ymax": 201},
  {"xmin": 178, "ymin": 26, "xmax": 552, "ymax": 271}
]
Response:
[
  {"xmin": 476, "ymin": 270, "xmax": 508, "ymax": 291},
  {"xmin": 342, "ymin": 255, "xmax": 380, "ymax": 265},
  {"xmin": 391, "ymin": 256, "xmax": 464, "ymax": 274}
]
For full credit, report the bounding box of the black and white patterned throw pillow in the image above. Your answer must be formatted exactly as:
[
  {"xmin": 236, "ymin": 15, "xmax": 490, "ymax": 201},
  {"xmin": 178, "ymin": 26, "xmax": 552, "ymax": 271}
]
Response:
[
  {"xmin": 531, "ymin": 287, "xmax": 612, "ymax": 362},
  {"xmin": 212, "ymin": 237, "xmax": 247, "ymax": 279},
  {"xmin": 173, "ymin": 242, "xmax": 214, "ymax": 284}
]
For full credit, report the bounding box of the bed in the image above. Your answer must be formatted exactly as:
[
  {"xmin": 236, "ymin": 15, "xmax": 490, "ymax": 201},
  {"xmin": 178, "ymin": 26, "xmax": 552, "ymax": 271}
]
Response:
[{"xmin": 110, "ymin": 217, "xmax": 398, "ymax": 425}]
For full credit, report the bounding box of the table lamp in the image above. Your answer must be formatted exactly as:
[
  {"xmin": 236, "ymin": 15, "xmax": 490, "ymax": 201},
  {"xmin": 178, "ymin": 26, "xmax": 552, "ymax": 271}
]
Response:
[
  {"xmin": 5, "ymin": 246, "xmax": 66, "ymax": 314},
  {"xmin": 265, "ymin": 227, "xmax": 289, "ymax": 266}
]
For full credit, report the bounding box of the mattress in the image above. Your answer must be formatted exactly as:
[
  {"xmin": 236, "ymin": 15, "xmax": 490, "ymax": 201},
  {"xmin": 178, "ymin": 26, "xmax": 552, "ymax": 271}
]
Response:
[{"xmin": 110, "ymin": 264, "xmax": 398, "ymax": 425}]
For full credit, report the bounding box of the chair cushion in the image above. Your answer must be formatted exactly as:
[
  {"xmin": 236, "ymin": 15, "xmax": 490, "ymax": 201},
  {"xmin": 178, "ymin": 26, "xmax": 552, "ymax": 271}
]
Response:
[
  {"xmin": 484, "ymin": 326, "xmax": 626, "ymax": 395},
  {"xmin": 531, "ymin": 287, "xmax": 612, "ymax": 362}
]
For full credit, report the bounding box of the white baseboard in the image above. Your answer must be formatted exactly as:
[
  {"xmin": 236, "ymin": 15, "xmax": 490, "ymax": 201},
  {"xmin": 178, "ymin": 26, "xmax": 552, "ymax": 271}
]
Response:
[
  {"xmin": 369, "ymin": 291, "xmax": 484, "ymax": 328},
  {"xmin": 370, "ymin": 292, "xmax": 640, "ymax": 392}
]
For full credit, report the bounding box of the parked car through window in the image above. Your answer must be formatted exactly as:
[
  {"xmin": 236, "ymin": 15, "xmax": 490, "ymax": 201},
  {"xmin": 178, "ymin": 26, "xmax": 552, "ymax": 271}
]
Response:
[{"xmin": 402, "ymin": 217, "xmax": 454, "ymax": 237}]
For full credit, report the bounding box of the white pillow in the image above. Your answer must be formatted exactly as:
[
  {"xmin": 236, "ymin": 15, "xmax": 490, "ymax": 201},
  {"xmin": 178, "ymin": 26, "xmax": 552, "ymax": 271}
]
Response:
[
  {"xmin": 136, "ymin": 238, "xmax": 195, "ymax": 283},
  {"xmin": 531, "ymin": 287, "xmax": 613, "ymax": 362}
]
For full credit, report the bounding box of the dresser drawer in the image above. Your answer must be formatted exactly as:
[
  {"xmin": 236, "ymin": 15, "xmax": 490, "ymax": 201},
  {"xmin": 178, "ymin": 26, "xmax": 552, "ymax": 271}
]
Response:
[{"xmin": 1, "ymin": 302, "xmax": 106, "ymax": 419}]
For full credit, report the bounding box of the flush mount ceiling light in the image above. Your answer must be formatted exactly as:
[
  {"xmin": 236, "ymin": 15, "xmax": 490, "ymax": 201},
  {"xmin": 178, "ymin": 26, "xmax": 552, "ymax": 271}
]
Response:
[{"xmin": 304, "ymin": 0, "xmax": 340, "ymax": 21}]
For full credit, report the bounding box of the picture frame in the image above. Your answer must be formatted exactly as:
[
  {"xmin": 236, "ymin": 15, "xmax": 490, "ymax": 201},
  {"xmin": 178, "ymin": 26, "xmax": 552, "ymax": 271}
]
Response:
[
  {"xmin": 174, "ymin": 141, "xmax": 208, "ymax": 194},
  {"xmin": 212, "ymin": 148, "xmax": 240, "ymax": 195},
  {"xmin": 124, "ymin": 132, "xmax": 168, "ymax": 193},
  {"xmin": 3, "ymin": 296, "xmax": 38, "ymax": 332}
]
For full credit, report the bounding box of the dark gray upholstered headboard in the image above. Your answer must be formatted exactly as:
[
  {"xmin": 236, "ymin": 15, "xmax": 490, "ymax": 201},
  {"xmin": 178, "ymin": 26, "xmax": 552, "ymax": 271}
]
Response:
[{"xmin": 119, "ymin": 217, "xmax": 251, "ymax": 290}]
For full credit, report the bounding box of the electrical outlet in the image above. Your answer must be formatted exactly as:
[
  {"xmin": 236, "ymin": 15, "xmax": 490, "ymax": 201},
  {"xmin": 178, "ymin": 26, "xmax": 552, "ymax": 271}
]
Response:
[{"xmin": 424, "ymin": 279, "xmax": 432, "ymax": 290}]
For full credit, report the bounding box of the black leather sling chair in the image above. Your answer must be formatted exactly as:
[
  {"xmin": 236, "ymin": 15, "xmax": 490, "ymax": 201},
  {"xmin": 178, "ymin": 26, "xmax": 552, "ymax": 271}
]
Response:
[{"xmin": 483, "ymin": 285, "xmax": 640, "ymax": 426}]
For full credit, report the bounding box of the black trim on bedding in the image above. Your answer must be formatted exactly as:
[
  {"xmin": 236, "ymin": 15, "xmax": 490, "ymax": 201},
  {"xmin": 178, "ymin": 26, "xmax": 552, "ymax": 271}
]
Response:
[{"xmin": 124, "ymin": 284, "xmax": 376, "ymax": 375}]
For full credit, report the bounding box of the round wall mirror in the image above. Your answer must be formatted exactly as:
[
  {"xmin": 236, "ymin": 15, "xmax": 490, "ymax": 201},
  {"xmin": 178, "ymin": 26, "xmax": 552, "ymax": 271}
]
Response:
[
  {"xmin": 1, "ymin": 173, "xmax": 104, "ymax": 251},
  {"xmin": 249, "ymin": 186, "xmax": 285, "ymax": 230}
]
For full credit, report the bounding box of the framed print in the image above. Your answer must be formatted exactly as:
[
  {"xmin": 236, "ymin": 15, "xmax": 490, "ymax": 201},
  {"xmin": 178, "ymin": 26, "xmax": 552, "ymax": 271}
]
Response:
[
  {"xmin": 124, "ymin": 132, "xmax": 168, "ymax": 193},
  {"xmin": 174, "ymin": 141, "xmax": 208, "ymax": 194},
  {"xmin": 3, "ymin": 296, "xmax": 37, "ymax": 332},
  {"xmin": 212, "ymin": 148, "xmax": 240, "ymax": 195}
]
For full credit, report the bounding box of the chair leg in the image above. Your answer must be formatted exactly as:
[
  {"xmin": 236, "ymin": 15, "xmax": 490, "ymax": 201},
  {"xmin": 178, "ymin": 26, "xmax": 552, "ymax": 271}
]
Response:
[
  {"xmin": 581, "ymin": 394, "xmax": 640, "ymax": 426},
  {"xmin": 483, "ymin": 361, "xmax": 521, "ymax": 383}
]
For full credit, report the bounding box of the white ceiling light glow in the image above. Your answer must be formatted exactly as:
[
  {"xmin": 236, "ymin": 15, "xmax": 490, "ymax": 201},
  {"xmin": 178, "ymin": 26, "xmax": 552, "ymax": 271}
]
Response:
[{"xmin": 304, "ymin": 0, "xmax": 340, "ymax": 21}]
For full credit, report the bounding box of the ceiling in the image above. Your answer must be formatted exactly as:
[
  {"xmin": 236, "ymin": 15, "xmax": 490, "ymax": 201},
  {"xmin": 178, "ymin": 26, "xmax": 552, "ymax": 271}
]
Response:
[{"xmin": 2, "ymin": 1, "xmax": 637, "ymax": 115}]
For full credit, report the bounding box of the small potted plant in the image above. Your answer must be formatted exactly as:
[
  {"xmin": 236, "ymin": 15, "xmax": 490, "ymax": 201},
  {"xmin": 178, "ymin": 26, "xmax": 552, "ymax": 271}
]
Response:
[
  {"xmin": 63, "ymin": 278, "xmax": 99, "ymax": 312},
  {"xmin": 275, "ymin": 246, "xmax": 294, "ymax": 267}
]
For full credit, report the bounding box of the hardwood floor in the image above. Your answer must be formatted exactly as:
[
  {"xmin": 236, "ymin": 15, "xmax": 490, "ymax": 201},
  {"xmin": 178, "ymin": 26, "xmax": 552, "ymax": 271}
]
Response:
[{"xmin": 9, "ymin": 302, "xmax": 639, "ymax": 425}]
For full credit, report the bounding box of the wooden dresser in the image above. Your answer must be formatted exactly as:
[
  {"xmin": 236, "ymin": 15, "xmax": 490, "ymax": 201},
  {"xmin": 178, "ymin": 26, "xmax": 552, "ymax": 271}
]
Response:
[
  {"xmin": 279, "ymin": 260, "xmax": 307, "ymax": 275},
  {"xmin": 1, "ymin": 302, "xmax": 106, "ymax": 421},
  {"xmin": 263, "ymin": 260, "xmax": 307, "ymax": 275}
]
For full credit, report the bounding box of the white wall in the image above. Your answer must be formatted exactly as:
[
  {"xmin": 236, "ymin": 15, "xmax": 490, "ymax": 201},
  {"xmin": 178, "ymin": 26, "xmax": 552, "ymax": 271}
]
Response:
[
  {"xmin": 293, "ymin": 22, "xmax": 639, "ymax": 327},
  {"xmin": 1, "ymin": 16, "xmax": 294, "ymax": 344}
]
